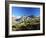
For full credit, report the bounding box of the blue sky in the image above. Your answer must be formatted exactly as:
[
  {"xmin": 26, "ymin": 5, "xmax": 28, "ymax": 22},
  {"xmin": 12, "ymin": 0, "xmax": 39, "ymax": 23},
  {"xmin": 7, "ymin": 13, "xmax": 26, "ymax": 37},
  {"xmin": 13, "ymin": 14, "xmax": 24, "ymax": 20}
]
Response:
[{"xmin": 12, "ymin": 7, "xmax": 40, "ymax": 16}]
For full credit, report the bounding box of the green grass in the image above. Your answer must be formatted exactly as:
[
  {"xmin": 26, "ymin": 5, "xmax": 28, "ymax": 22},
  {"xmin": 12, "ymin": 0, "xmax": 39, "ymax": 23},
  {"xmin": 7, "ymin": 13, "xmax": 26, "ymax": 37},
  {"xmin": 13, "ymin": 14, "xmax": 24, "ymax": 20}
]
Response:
[{"xmin": 12, "ymin": 16, "xmax": 40, "ymax": 31}]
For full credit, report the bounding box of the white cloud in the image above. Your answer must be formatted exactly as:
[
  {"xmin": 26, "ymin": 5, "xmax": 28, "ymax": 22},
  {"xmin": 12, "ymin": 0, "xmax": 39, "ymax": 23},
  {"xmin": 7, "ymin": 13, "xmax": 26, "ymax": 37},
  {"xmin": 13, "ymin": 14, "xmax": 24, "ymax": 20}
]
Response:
[
  {"xmin": 12, "ymin": 15, "xmax": 21, "ymax": 19},
  {"xmin": 16, "ymin": 16, "xmax": 21, "ymax": 19}
]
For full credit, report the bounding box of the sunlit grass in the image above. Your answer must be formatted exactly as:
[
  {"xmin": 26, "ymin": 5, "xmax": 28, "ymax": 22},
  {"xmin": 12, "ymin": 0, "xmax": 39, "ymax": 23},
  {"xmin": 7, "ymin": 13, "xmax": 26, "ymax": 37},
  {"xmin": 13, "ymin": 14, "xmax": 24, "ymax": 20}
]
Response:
[{"xmin": 12, "ymin": 16, "xmax": 40, "ymax": 31}]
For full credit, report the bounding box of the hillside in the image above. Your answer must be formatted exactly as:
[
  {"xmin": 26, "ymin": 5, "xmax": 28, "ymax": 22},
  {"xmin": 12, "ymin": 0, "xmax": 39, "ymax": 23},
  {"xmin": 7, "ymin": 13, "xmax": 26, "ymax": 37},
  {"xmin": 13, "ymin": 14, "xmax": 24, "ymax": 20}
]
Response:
[{"xmin": 12, "ymin": 15, "xmax": 40, "ymax": 31}]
